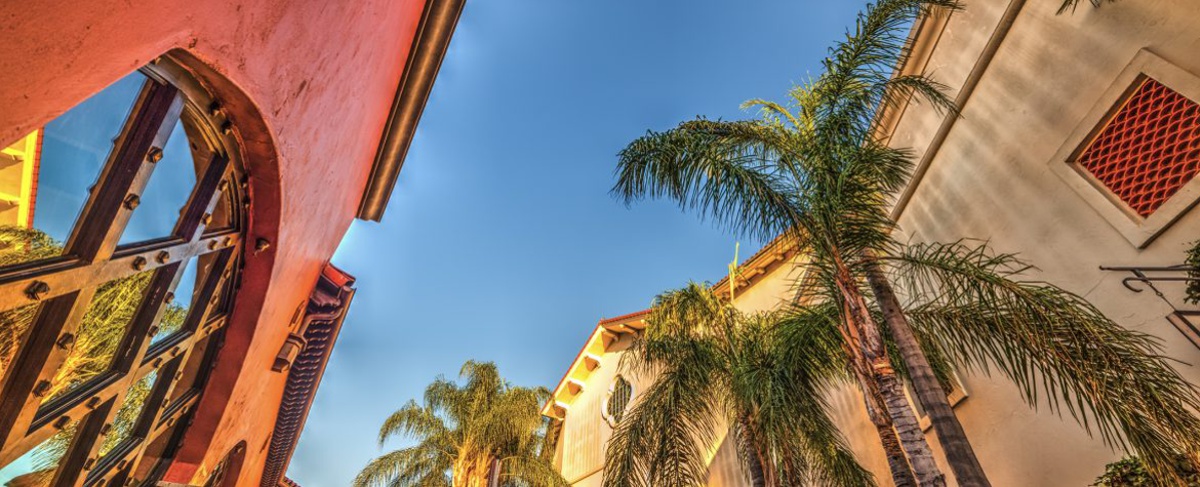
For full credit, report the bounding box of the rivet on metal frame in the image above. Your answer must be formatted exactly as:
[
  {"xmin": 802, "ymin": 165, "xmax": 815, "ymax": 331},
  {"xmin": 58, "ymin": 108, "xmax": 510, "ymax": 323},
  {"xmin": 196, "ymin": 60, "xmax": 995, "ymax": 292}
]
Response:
[
  {"xmin": 171, "ymin": 347, "xmax": 181, "ymax": 357},
  {"xmin": 254, "ymin": 238, "xmax": 271, "ymax": 254},
  {"xmin": 125, "ymin": 478, "xmax": 135, "ymax": 486},
  {"xmin": 55, "ymin": 333, "xmax": 75, "ymax": 349},
  {"xmin": 32, "ymin": 380, "xmax": 51, "ymax": 397},
  {"xmin": 53, "ymin": 416, "xmax": 71, "ymax": 429},
  {"xmin": 156, "ymin": 251, "xmax": 171, "ymax": 264},
  {"xmin": 123, "ymin": 194, "xmax": 141, "ymax": 210},
  {"xmin": 218, "ymin": 180, "xmax": 230, "ymax": 192},
  {"xmin": 146, "ymin": 147, "xmax": 164, "ymax": 163},
  {"xmin": 152, "ymin": 358, "xmax": 163, "ymax": 368},
  {"xmin": 202, "ymin": 213, "xmax": 213, "ymax": 226},
  {"xmin": 116, "ymin": 459, "xmax": 128, "ymax": 470},
  {"xmin": 165, "ymin": 292, "xmax": 175, "ymax": 303},
  {"xmin": 83, "ymin": 457, "xmax": 96, "ymax": 471},
  {"xmin": 132, "ymin": 256, "xmax": 148, "ymax": 271},
  {"xmin": 174, "ymin": 371, "xmax": 183, "ymax": 381},
  {"xmin": 220, "ymin": 120, "xmax": 233, "ymax": 135},
  {"xmin": 24, "ymin": 280, "xmax": 50, "ymax": 300},
  {"xmin": 86, "ymin": 396, "xmax": 101, "ymax": 409},
  {"xmin": 100, "ymin": 423, "xmax": 112, "ymax": 436},
  {"xmin": 208, "ymin": 100, "xmax": 223, "ymax": 117},
  {"xmin": 208, "ymin": 239, "xmax": 219, "ymax": 250},
  {"xmin": 147, "ymin": 325, "xmax": 159, "ymax": 338}
]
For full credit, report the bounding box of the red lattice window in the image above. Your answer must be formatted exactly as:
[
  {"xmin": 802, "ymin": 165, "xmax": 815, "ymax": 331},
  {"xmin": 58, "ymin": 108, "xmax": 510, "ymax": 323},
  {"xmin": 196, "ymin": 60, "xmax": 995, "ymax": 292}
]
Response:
[{"xmin": 1077, "ymin": 77, "xmax": 1200, "ymax": 217}]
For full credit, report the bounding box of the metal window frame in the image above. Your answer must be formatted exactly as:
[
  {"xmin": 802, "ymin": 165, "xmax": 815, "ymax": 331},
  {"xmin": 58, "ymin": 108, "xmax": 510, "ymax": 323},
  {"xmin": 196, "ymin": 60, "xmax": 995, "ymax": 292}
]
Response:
[{"xmin": 0, "ymin": 54, "xmax": 247, "ymax": 487}]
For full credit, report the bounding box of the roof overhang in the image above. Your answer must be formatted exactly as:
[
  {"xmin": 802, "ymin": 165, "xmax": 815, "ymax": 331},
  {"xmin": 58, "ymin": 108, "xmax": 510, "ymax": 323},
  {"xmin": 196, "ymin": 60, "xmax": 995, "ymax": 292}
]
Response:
[
  {"xmin": 357, "ymin": 0, "xmax": 467, "ymax": 221},
  {"xmin": 540, "ymin": 310, "xmax": 648, "ymax": 419}
]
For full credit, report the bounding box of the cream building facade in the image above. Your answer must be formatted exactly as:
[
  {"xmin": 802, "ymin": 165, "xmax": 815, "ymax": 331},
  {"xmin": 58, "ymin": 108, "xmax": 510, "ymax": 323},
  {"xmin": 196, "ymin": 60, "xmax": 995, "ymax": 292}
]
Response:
[{"xmin": 543, "ymin": 1, "xmax": 1200, "ymax": 485}]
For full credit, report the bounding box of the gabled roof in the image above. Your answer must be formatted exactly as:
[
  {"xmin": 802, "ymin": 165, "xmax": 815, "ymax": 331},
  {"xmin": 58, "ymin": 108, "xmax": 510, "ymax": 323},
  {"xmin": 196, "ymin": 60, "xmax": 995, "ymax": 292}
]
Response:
[{"xmin": 540, "ymin": 311, "xmax": 648, "ymax": 419}]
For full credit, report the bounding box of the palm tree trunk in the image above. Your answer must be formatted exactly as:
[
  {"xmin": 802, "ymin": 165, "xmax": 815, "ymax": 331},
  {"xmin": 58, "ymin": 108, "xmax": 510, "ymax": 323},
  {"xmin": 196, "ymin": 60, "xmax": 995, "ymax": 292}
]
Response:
[
  {"xmin": 739, "ymin": 415, "xmax": 769, "ymax": 487},
  {"xmin": 857, "ymin": 368, "xmax": 917, "ymax": 487},
  {"xmin": 833, "ymin": 259, "xmax": 945, "ymax": 487},
  {"xmin": 487, "ymin": 457, "xmax": 501, "ymax": 487},
  {"xmin": 865, "ymin": 260, "xmax": 992, "ymax": 487}
]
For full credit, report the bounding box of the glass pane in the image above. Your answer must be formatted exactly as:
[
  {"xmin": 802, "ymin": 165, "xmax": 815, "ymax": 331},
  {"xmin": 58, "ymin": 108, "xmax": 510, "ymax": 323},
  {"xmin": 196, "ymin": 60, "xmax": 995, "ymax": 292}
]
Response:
[
  {"xmin": 99, "ymin": 371, "xmax": 157, "ymax": 459},
  {"xmin": 44, "ymin": 271, "xmax": 153, "ymax": 403},
  {"xmin": 0, "ymin": 72, "xmax": 147, "ymax": 269},
  {"xmin": 0, "ymin": 304, "xmax": 40, "ymax": 386},
  {"xmin": 0, "ymin": 417, "xmax": 77, "ymax": 486},
  {"xmin": 150, "ymin": 258, "xmax": 205, "ymax": 346},
  {"xmin": 168, "ymin": 334, "xmax": 213, "ymax": 405},
  {"xmin": 119, "ymin": 120, "xmax": 200, "ymax": 245}
]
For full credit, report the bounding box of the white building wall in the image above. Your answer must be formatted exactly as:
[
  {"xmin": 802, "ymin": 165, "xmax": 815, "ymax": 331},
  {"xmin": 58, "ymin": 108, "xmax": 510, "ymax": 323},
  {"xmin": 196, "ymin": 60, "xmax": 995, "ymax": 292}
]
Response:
[{"xmin": 865, "ymin": 0, "xmax": 1200, "ymax": 485}]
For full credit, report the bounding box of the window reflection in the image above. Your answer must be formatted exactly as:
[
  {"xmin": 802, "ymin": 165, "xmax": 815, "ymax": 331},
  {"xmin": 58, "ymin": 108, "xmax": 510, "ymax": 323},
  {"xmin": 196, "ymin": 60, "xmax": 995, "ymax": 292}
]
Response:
[
  {"xmin": 99, "ymin": 371, "xmax": 157, "ymax": 459},
  {"xmin": 119, "ymin": 119, "xmax": 201, "ymax": 245},
  {"xmin": 35, "ymin": 72, "xmax": 145, "ymax": 251},
  {"xmin": 150, "ymin": 258, "xmax": 203, "ymax": 346},
  {"xmin": 43, "ymin": 271, "xmax": 154, "ymax": 404},
  {"xmin": 0, "ymin": 417, "xmax": 76, "ymax": 486}
]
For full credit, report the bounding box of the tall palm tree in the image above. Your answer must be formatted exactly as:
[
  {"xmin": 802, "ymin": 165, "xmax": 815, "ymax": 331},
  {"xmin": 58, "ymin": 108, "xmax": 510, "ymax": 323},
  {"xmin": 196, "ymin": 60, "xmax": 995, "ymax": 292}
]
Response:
[
  {"xmin": 603, "ymin": 283, "xmax": 875, "ymax": 487},
  {"xmin": 611, "ymin": 0, "xmax": 1200, "ymax": 485},
  {"xmin": 355, "ymin": 361, "xmax": 567, "ymax": 487}
]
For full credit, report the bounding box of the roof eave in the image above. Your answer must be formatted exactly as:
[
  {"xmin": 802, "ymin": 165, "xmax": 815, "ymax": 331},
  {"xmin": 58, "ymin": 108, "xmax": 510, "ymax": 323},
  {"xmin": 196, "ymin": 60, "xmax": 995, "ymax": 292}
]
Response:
[{"xmin": 357, "ymin": 0, "xmax": 467, "ymax": 222}]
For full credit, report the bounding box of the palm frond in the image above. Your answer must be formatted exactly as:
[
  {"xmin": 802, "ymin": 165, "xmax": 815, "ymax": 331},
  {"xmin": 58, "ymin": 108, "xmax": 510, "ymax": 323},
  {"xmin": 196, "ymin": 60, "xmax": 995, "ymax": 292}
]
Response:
[{"xmin": 889, "ymin": 241, "xmax": 1200, "ymax": 482}]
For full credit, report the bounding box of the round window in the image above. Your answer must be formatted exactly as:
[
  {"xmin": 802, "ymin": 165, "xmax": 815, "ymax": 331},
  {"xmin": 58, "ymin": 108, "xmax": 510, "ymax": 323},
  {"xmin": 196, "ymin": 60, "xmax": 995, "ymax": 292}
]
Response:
[{"xmin": 603, "ymin": 376, "xmax": 633, "ymax": 427}]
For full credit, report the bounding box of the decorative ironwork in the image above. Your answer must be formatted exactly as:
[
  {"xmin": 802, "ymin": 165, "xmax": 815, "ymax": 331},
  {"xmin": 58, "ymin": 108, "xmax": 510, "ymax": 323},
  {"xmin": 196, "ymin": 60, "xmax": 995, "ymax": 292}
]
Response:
[
  {"xmin": 1077, "ymin": 77, "xmax": 1200, "ymax": 217},
  {"xmin": 1101, "ymin": 264, "xmax": 1200, "ymax": 349}
]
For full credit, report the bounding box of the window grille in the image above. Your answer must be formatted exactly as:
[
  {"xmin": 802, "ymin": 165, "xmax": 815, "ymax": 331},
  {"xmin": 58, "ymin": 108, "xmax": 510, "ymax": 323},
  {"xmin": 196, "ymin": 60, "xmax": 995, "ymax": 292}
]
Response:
[
  {"xmin": 0, "ymin": 56, "xmax": 245, "ymax": 487},
  {"xmin": 603, "ymin": 376, "xmax": 632, "ymax": 427},
  {"xmin": 1076, "ymin": 77, "xmax": 1200, "ymax": 218}
]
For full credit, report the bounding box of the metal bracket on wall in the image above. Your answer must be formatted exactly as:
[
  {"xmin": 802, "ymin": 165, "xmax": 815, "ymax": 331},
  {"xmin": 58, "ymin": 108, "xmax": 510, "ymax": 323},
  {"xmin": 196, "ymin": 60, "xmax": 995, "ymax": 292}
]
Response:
[{"xmin": 1101, "ymin": 265, "xmax": 1200, "ymax": 349}]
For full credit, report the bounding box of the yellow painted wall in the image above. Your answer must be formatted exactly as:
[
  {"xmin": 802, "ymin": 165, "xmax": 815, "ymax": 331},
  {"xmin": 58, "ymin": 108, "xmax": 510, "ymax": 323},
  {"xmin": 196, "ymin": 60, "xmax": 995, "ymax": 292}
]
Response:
[{"xmin": 0, "ymin": 130, "xmax": 39, "ymax": 228}]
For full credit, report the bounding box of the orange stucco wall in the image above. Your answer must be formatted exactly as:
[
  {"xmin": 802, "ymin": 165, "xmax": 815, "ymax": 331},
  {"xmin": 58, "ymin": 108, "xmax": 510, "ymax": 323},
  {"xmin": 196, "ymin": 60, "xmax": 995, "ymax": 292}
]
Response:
[{"xmin": 0, "ymin": 0, "xmax": 428, "ymax": 484}]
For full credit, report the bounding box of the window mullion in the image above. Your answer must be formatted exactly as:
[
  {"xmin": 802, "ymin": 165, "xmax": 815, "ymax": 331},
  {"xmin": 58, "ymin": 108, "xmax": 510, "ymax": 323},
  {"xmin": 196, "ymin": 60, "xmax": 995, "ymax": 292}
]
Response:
[
  {"xmin": 57, "ymin": 261, "xmax": 184, "ymax": 487},
  {"xmin": 120, "ymin": 248, "xmax": 235, "ymax": 485},
  {"xmin": 0, "ymin": 287, "xmax": 97, "ymax": 465},
  {"xmin": 67, "ymin": 79, "xmax": 183, "ymax": 263},
  {"xmin": 177, "ymin": 155, "xmax": 232, "ymax": 242}
]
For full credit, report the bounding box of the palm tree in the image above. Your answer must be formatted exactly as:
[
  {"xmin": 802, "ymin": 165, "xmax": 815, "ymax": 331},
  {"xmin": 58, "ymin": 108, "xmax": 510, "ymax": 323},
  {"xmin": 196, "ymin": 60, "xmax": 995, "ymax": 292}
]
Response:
[
  {"xmin": 611, "ymin": 0, "xmax": 1200, "ymax": 485},
  {"xmin": 603, "ymin": 283, "xmax": 875, "ymax": 487},
  {"xmin": 355, "ymin": 361, "xmax": 567, "ymax": 487}
]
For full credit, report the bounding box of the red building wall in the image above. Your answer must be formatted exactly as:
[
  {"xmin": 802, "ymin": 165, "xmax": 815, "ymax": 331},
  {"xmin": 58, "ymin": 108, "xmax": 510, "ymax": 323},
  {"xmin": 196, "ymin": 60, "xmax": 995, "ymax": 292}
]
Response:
[{"xmin": 0, "ymin": 0, "xmax": 428, "ymax": 484}]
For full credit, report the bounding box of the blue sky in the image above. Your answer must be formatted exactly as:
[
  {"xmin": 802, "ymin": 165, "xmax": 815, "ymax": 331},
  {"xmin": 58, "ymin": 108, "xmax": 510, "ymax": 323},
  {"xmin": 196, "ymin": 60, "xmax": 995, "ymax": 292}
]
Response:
[{"xmin": 290, "ymin": 2, "xmax": 870, "ymax": 485}]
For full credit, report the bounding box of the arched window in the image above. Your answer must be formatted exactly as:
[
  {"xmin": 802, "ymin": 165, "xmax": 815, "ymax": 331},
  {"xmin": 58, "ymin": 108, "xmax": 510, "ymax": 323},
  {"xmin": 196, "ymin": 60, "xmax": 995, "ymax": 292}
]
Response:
[
  {"xmin": 0, "ymin": 56, "xmax": 246, "ymax": 487},
  {"xmin": 602, "ymin": 376, "xmax": 633, "ymax": 428}
]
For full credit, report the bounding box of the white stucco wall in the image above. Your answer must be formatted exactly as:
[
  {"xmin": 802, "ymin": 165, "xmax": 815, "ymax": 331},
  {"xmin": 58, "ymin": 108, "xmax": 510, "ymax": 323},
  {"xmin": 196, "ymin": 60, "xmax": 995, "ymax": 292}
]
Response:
[{"xmin": 828, "ymin": 0, "xmax": 1200, "ymax": 485}]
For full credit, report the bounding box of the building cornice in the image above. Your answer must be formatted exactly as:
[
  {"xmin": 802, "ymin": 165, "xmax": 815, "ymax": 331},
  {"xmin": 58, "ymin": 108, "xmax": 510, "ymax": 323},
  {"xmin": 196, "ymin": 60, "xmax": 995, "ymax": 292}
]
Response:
[{"xmin": 358, "ymin": 0, "xmax": 467, "ymax": 221}]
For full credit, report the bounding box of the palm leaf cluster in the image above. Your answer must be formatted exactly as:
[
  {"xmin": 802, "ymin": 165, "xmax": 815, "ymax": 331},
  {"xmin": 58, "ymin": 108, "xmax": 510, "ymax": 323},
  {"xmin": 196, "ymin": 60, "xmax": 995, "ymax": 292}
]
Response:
[
  {"xmin": 610, "ymin": 0, "xmax": 1200, "ymax": 484},
  {"xmin": 356, "ymin": 361, "xmax": 565, "ymax": 487},
  {"xmin": 604, "ymin": 284, "xmax": 873, "ymax": 487}
]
